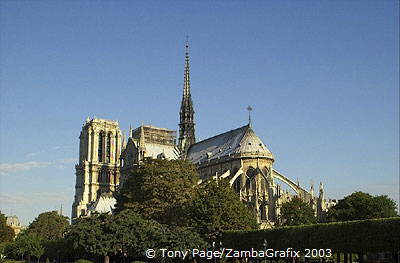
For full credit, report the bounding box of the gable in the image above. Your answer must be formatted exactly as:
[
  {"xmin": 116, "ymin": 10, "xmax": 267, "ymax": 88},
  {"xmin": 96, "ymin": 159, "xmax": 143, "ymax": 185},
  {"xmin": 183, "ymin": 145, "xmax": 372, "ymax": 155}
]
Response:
[{"xmin": 124, "ymin": 138, "xmax": 138, "ymax": 165}]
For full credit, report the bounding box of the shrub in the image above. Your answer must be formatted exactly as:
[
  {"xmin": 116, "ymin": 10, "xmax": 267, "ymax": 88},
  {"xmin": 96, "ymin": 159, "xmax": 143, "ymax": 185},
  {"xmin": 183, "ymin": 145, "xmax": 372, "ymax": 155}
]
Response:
[
  {"xmin": 222, "ymin": 217, "xmax": 400, "ymax": 253},
  {"xmin": 74, "ymin": 260, "xmax": 93, "ymax": 263}
]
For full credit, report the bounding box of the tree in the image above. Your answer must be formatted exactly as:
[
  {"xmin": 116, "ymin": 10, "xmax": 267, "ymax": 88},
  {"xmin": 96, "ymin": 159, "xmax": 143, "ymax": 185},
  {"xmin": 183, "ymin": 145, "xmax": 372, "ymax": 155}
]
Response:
[
  {"xmin": 279, "ymin": 196, "xmax": 317, "ymax": 226},
  {"xmin": 29, "ymin": 234, "xmax": 45, "ymax": 263},
  {"xmin": 327, "ymin": 191, "xmax": 398, "ymax": 222},
  {"xmin": 115, "ymin": 158, "xmax": 200, "ymax": 225},
  {"xmin": 0, "ymin": 211, "xmax": 15, "ymax": 242},
  {"xmin": 0, "ymin": 241, "xmax": 10, "ymax": 258},
  {"xmin": 189, "ymin": 179, "xmax": 259, "ymax": 242},
  {"xmin": 371, "ymin": 195, "xmax": 398, "ymax": 218},
  {"xmin": 108, "ymin": 209, "xmax": 166, "ymax": 260},
  {"xmin": 165, "ymin": 226, "xmax": 208, "ymax": 252},
  {"xmin": 5, "ymin": 232, "xmax": 44, "ymax": 262},
  {"xmin": 66, "ymin": 210, "xmax": 204, "ymax": 262},
  {"xmin": 65, "ymin": 213, "xmax": 114, "ymax": 263},
  {"xmin": 111, "ymin": 210, "xmax": 207, "ymax": 261},
  {"xmin": 43, "ymin": 238, "xmax": 75, "ymax": 263},
  {"xmin": 27, "ymin": 211, "xmax": 69, "ymax": 241}
]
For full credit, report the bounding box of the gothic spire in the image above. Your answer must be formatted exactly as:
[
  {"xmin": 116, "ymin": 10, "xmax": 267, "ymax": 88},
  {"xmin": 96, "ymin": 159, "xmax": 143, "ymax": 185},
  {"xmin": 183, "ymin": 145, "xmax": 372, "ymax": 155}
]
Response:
[
  {"xmin": 183, "ymin": 39, "xmax": 191, "ymax": 99},
  {"xmin": 179, "ymin": 39, "xmax": 196, "ymax": 155},
  {"xmin": 310, "ymin": 183, "xmax": 315, "ymax": 198},
  {"xmin": 139, "ymin": 123, "xmax": 146, "ymax": 162},
  {"xmin": 319, "ymin": 182, "xmax": 324, "ymax": 199},
  {"xmin": 139, "ymin": 123, "xmax": 145, "ymax": 149}
]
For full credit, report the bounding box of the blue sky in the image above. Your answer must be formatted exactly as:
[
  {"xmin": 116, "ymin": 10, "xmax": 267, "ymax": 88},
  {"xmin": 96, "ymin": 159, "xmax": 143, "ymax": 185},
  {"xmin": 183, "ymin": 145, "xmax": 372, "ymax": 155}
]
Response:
[{"xmin": 0, "ymin": 0, "xmax": 398, "ymax": 225}]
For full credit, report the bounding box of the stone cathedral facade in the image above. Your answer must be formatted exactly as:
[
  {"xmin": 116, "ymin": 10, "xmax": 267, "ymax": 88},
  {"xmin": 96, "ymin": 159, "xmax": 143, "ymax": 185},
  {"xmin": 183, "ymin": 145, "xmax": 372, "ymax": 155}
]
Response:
[
  {"xmin": 72, "ymin": 43, "xmax": 336, "ymax": 226},
  {"xmin": 72, "ymin": 119, "xmax": 122, "ymax": 219}
]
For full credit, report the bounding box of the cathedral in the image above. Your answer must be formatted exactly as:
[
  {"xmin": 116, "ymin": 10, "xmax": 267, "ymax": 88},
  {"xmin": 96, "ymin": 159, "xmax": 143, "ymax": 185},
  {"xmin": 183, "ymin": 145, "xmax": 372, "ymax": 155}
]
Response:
[{"xmin": 72, "ymin": 43, "xmax": 336, "ymax": 227}]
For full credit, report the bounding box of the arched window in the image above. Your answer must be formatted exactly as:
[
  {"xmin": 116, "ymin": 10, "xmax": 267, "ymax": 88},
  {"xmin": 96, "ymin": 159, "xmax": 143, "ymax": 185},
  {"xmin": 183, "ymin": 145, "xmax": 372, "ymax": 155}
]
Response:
[
  {"xmin": 106, "ymin": 133, "xmax": 111, "ymax": 163},
  {"xmin": 98, "ymin": 132, "xmax": 104, "ymax": 162},
  {"xmin": 233, "ymin": 176, "xmax": 241, "ymax": 194},
  {"xmin": 245, "ymin": 167, "xmax": 256, "ymax": 195},
  {"xmin": 245, "ymin": 177, "xmax": 252, "ymax": 193}
]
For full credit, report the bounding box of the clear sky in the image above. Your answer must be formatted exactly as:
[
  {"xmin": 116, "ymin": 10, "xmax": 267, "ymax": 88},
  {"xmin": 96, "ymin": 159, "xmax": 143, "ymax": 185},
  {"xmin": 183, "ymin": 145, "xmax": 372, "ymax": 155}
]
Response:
[{"xmin": 0, "ymin": 0, "xmax": 398, "ymax": 225}]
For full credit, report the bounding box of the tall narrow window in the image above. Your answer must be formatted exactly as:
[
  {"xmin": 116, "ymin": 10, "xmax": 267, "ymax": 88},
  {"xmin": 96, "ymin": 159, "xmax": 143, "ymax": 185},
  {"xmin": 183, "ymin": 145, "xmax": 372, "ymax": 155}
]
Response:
[
  {"xmin": 246, "ymin": 167, "xmax": 255, "ymax": 195},
  {"xmin": 106, "ymin": 171, "xmax": 110, "ymax": 183},
  {"xmin": 233, "ymin": 176, "xmax": 241, "ymax": 194},
  {"xmin": 98, "ymin": 132, "xmax": 103, "ymax": 162},
  {"xmin": 106, "ymin": 133, "xmax": 111, "ymax": 163},
  {"xmin": 246, "ymin": 178, "xmax": 252, "ymax": 193},
  {"xmin": 259, "ymin": 205, "xmax": 264, "ymax": 220}
]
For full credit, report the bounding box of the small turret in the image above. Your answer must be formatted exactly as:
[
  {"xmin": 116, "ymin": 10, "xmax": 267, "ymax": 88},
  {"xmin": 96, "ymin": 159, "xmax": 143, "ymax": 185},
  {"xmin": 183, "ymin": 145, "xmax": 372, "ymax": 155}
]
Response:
[
  {"xmin": 138, "ymin": 124, "xmax": 146, "ymax": 161},
  {"xmin": 310, "ymin": 183, "xmax": 314, "ymax": 198},
  {"xmin": 121, "ymin": 132, "xmax": 127, "ymax": 151},
  {"xmin": 319, "ymin": 182, "xmax": 324, "ymax": 200}
]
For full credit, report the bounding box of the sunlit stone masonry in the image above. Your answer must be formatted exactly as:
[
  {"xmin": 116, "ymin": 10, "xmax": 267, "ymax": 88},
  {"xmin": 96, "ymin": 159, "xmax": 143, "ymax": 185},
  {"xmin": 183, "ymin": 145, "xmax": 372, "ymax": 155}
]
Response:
[{"xmin": 72, "ymin": 42, "xmax": 336, "ymax": 227}]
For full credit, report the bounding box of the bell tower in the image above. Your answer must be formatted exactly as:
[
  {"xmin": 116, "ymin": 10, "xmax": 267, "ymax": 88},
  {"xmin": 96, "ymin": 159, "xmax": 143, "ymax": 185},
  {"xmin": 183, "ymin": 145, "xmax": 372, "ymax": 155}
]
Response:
[
  {"xmin": 178, "ymin": 41, "xmax": 196, "ymax": 155},
  {"xmin": 72, "ymin": 118, "xmax": 122, "ymax": 220}
]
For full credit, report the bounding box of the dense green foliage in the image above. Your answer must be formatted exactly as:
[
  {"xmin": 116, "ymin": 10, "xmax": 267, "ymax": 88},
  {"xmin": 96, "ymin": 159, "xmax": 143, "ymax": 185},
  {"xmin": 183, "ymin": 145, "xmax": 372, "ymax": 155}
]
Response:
[
  {"xmin": 115, "ymin": 159, "xmax": 200, "ymax": 225},
  {"xmin": 5, "ymin": 158, "xmax": 400, "ymax": 262},
  {"xmin": 327, "ymin": 191, "xmax": 398, "ymax": 222},
  {"xmin": 3, "ymin": 159, "xmax": 262, "ymax": 261},
  {"xmin": 165, "ymin": 226, "xmax": 208, "ymax": 251},
  {"xmin": 4, "ymin": 232, "xmax": 44, "ymax": 262},
  {"xmin": 66, "ymin": 210, "xmax": 206, "ymax": 262},
  {"xmin": 65, "ymin": 213, "xmax": 114, "ymax": 260},
  {"xmin": 0, "ymin": 211, "xmax": 15, "ymax": 243},
  {"xmin": 26, "ymin": 211, "xmax": 69, "ymax": 241},
  {"xmin": 107, "ymin": 210, "xmax": 163, "ymax": 258},
  {"xmin": 189, "ymin": 179, "xmax": 259, "ymax": 242},
  {"xmin": 3, "ymin": 211, "xmax": 70, "ymax": 263},
  {"xmin": 42, "ymin": 238, "xmax": 74, "ymax": 262},
  {"xmin": 279, "ymin": 196, "xmax": 317, "ymax": 226},
  {"xmin": 222, "ymin": 217, "xmax": 400, "ymax": 253},
  {"xmin": 63, "ymin": 159, "xmax": 257, "ymax": 261}
]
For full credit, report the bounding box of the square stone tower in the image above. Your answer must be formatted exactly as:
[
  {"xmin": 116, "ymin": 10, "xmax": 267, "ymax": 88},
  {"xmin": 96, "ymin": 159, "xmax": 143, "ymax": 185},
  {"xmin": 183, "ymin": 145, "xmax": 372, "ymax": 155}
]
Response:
[{"xmin": 72, "ymin": 118, "xmax": 122, "ymax": 220}]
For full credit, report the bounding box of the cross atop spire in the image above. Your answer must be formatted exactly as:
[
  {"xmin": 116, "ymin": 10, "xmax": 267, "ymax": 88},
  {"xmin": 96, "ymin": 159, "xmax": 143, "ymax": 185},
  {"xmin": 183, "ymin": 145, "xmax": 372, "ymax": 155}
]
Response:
[{"xmin": 247, "ymin": 105, "xmax": 253, "ymax": 127}]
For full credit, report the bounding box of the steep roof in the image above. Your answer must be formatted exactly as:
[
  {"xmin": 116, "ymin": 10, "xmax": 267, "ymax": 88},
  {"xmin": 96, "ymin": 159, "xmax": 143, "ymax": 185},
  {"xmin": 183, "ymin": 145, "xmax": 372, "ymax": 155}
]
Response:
[
  {"xmin": 87, "ymin": 193, "xmax": 116, "ymax": 214},
  {"xmin": 187, "ymin": 124, "xmax": 274, "ymax": 164},
  {"xmin": 144, "ymin": 143, "xmax": 180, "ymax": 160}
]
